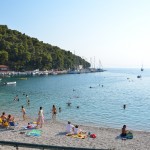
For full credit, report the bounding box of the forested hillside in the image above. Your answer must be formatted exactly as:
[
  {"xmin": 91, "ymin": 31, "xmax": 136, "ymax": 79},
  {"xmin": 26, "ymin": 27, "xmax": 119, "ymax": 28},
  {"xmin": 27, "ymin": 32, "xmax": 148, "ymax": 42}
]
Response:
[{"xmin": 0, "ymin": 25, "xmax": 90, "ymax": 71}]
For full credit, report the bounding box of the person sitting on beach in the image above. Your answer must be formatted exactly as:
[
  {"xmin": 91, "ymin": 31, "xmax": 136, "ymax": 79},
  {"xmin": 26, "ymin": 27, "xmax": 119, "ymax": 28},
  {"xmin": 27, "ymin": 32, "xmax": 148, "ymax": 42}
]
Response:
[
  {"xmin": 74, "ymin": 125, "xmax": 82, "ymax": 134},
  {"xmin": 121, "ymin": 125, "xmax": 127, "ymax": 137},
  {"xmin": 66, "ymin": 121, "xmax": 74, "ymax": 133},
  {"xmin": 1, "ymin": 112, "xmax": 7, "ymax": 121},
  {"xmin": 7, "ymin": 114, "xmax": 15, "ymax": 122},
  {"xmin": 27, "ymin": 123, "xmax": 33, "ymax": 129},
  {"xmin": 2, "ymin": 119, "xmax": 9, "ymax": 128}
]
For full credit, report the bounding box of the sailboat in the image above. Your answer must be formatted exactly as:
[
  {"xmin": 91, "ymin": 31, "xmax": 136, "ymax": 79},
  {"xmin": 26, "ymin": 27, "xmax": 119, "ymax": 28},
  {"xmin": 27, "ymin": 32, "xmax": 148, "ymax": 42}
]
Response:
[
  {"xmin": 137, "ymin": 65, "xmax": 143, "ymax": 78},
  {"xmin": 141, "ymin": 65, "xmax": 144, "ymax": 71},
  {"xmin": 97, "ymin": 60, "xmax": 104, "ymax": 72}
]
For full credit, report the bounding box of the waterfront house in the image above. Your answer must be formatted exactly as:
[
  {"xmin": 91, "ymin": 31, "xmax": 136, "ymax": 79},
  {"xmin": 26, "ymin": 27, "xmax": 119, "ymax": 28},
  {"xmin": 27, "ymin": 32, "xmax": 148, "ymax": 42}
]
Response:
[{"xmin": 0, "ymin": 65, "xmax": 9, "ymax": 71}]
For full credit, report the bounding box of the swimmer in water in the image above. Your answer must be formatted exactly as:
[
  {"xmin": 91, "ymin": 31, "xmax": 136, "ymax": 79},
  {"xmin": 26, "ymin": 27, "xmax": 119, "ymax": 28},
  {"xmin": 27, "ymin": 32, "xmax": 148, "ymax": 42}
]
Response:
[
  {"xmin": 66, "ymin": 102, "xmax": 71, "ymax": 106},
  {"xmin": 123, "ymin": 104, "xmax": 126, "ymax": 109},
  {"xmin": 59, "ymin": 107, "xmax": 61, "ymax": 112}
]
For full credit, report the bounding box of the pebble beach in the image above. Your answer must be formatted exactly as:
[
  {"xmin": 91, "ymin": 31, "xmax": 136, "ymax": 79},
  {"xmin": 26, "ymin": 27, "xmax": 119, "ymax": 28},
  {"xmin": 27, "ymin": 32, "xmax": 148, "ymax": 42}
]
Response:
[{"xmin": 0, "ymin": 117, "xmax": 150, "ymax": 150}]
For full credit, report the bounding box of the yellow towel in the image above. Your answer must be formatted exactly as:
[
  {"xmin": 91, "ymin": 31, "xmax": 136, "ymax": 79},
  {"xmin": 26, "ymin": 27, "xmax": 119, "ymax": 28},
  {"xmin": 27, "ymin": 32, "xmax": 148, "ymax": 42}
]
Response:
[
  {"xmin": 71, "ymin": 134, "xmax": 87, "ymax": 139},
  {"xmin": 66, "ymin": 133, "xmax": 87, "ymax": 139}
]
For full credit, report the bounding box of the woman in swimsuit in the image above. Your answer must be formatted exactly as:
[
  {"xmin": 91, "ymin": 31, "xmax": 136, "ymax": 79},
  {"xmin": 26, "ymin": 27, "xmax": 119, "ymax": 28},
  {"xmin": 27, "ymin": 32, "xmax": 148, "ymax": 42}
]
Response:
[
  {"xmin": 21, "ymin": 106, "xmax": 26, "ymax": 120},
  {"xmin": 37, "ymin": 107, "xmax": 44, "ymax": 128}
]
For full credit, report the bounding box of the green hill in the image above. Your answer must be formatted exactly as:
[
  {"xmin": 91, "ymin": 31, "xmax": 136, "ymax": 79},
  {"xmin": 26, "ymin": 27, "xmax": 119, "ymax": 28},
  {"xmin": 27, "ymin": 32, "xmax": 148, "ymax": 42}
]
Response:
[{"xmin": 0, "ymin": 25, "xmax": 90, "ymax": 71}]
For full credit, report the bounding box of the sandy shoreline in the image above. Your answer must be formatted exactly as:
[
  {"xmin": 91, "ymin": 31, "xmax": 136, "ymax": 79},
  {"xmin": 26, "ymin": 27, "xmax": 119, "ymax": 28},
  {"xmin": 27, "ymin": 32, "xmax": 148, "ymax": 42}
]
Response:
[{"xmin": 0, "ymin": 117, "xmax": 150, "ymax": 150}]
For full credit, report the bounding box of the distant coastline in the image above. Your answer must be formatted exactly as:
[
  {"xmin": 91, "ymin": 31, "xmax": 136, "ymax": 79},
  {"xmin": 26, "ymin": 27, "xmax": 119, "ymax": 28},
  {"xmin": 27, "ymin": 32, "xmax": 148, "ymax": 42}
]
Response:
[{"xmin": 0, "ymin": 68, "xmax": 105, "ymax": 77}]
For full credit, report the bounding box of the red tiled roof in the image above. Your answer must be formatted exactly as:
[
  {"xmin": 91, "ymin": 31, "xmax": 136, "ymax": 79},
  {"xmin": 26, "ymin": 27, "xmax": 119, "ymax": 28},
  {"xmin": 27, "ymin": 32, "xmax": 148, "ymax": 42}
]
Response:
[{"xmin": 0, "ymin": 65, "xmax": 8, "ymax": 68}]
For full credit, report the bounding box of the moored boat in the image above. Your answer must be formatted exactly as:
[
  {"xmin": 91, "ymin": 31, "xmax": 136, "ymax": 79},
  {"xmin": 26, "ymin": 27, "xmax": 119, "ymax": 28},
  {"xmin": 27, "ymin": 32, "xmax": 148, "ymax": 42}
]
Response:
[
  {"xmin": 19, "ymin": 78, "xmax": 27, "ymax": 80},
  {"xmin": 137, "ymin": 75, "xmax": 142, "ymax": 78},
  {"xmin": 6, "ymin": 81, "xmax": 16, "ymax": 85}
]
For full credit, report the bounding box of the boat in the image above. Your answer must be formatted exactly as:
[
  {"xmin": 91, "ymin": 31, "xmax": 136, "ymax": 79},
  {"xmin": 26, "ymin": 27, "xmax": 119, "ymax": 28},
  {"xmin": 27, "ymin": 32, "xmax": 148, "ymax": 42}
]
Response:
[
  {"xmin": 137, "ymin": 75, "xmax": 142, "ymax": 78},
  {"xmin": 52, "ymin": 72, "xmax": 58, "ymax": 75},
  {"xmin": 6, "ymin": 81, "xmax": 16, "ymax": 85},
  {"xmin": 67, "ymin": 69, "xmax": 80, "ymax": 74},
  {"xmin": 19, "ymin": 78, "xmax": 27, "ymax": 80},
  {"xmin": 141, "ymin": 67, "xmax": 144, "ymax": 71},
  {"xmin": 141, "ymin": 64, "xmax": 144, "ymax": 71}
]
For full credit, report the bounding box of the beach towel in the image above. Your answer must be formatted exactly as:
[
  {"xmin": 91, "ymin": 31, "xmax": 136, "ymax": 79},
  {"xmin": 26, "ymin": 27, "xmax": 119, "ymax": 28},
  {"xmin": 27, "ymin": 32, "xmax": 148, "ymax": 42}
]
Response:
[
  {"xmin": 22, "ymin": 124, "xmax": 36, "ymax": 130},
  {"xmin": 126, "ymin": 132, "xmax": 133, "ymax": 139},
  {"xmin": 22, "ymin": 126, "xmax": 36, "ymax": 130},
  {"xmin": 120, "ymin": 132, "xmax": 133, "ymax": 139},
  {"xmin": 26, "ymin": 129, "xmax": 42, "ymax": 136},
  {"xmin": 66, "ymin": 133, "xmax": 87, "ymax": 139},
  {"xmin": 30, "ymin": 122, "xmax": 37, "ymax": 124}
]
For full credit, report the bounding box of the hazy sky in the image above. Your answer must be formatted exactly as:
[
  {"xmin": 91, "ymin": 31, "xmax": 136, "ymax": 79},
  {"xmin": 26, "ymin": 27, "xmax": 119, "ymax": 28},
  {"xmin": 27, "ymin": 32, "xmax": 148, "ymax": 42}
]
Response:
[{"xmin": 1, "ymin": 0, "xmax": 150, "ymax": 68}]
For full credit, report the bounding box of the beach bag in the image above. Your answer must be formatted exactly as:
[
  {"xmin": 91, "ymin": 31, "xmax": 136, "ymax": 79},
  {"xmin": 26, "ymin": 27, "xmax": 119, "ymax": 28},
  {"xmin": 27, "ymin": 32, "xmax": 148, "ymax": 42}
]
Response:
[
  {"xmin": 90, "ymin": 134, "xmax": 96, "ymax": 138},
  {"xmin": 126, "ymin": 132, "xmax": 133, "ymax": 139}
]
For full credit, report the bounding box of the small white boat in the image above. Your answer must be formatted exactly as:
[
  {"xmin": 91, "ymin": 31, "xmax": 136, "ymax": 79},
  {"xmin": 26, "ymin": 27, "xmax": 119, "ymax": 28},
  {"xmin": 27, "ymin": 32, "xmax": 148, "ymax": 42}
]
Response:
[
  {"xmin": 6, "ymin": 81, "xmax": 16, "ymax": 85},
  {"xmin": 52, "ymin": 72, "xmax": 58, "ymax": 75}
]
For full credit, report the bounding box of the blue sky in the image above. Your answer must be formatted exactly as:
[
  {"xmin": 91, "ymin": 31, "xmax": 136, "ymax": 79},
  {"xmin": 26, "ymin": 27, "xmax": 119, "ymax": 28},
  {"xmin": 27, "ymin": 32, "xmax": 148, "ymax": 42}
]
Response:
[{"xmin": 1, "ymin": 0, "xmax": 150, "ymax": 68}]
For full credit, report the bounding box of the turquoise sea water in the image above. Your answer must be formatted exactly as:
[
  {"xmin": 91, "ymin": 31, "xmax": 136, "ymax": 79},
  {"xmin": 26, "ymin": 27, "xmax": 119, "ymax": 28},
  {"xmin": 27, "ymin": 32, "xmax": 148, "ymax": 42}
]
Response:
[{"xmin": 0, "ymin": 68, "xmax": 150, "ymax": 131}]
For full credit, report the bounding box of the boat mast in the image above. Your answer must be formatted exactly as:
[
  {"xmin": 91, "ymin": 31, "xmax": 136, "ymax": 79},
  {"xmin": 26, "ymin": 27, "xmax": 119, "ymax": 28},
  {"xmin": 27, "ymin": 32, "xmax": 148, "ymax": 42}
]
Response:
[{"xmin": 141, "ymin": 64, "xmax": 144, "ymax": 71}]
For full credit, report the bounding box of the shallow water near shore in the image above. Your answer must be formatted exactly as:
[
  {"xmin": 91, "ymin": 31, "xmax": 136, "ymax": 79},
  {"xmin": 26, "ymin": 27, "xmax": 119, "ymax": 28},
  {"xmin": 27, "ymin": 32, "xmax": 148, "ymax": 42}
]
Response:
[{"xmin": 0, "ymin": 68, "xmax": 150, "ymax": 131}]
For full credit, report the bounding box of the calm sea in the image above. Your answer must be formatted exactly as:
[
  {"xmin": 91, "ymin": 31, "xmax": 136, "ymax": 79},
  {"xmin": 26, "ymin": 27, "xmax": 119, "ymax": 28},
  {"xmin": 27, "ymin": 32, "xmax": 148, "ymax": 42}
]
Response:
[{"xmin": 0, "ymin": 68, "xmax": 150, "ymax": 131}]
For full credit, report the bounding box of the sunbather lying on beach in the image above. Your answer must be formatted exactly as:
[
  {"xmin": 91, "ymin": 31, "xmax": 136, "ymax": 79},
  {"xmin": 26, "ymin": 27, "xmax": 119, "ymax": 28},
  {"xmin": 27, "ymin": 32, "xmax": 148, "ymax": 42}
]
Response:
[{"xmin": 27, "ymin": 123, "xmax": 34, "ymax": 129}]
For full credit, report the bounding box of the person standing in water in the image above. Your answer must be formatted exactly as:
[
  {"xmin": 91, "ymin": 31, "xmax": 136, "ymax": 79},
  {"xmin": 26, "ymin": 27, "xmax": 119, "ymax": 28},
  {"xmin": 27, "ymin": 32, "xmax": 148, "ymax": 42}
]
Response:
[
  {"xmin": 26, "ymin": 95, "xmax": 29, "ymax": 103},
  {"xmin": 21, "ymin": 106, "xmax": 26, "ymax": 120},
  {"xmin": 27, "ymin": 99, "xmax": 30, "ymax": 105},
  {"xmin": 37, "ymin": 107, "xmax": 44, "ymax": 128},
  {"xmin": 14, "ymin": 95, "xmax": 19, "ymax": 101},
  {"xmin": 52, "ymin": 105, "xmax": 57, "ymax": 120},
  {"xmin": 123, "ymin": 104, "xmax": 126, "ymax": 109},
  {"xmin": 59, "ymin": 107, "xmax": 61, "ymax": 112}
]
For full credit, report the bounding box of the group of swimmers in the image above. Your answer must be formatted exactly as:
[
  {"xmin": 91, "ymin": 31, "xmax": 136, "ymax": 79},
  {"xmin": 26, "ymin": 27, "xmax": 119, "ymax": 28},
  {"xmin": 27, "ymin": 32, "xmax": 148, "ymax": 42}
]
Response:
[{"xmin": 14, "ymin": 94, "xmax": 30, "ymax": 105}]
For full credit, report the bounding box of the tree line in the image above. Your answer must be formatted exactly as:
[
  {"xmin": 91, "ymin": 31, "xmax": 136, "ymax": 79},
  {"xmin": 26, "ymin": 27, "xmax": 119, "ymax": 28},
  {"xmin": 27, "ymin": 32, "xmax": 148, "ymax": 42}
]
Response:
[{"xmin": 0, "ymin": 25, "xmax": 90, "ymax": 71}]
